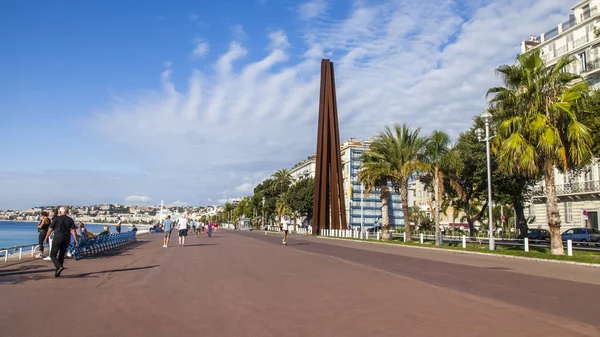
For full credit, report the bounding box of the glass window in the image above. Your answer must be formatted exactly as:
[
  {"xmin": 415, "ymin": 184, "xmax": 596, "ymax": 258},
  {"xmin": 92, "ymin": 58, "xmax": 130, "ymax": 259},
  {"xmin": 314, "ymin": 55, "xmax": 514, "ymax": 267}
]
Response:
[{"xmin": 564, "ymin": 202, "xmax": 573, "ymax": 222}]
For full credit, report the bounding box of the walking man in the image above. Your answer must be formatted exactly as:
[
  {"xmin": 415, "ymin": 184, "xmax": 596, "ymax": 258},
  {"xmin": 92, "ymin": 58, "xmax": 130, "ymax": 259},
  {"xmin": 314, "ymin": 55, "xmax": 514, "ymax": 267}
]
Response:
[
  {"xmin": 178, "ymin": 216, "xmax": 188, "ymax": 247},
  {"xmin": 163, "ymin": 215, "xmax": 173, "ymax": 248},
  {"xmin": 207, "ymin": 222, "xmax": 213, "ymax": 237},
  {"xmin": 116, "ymin": 216, "xmax": 122, "ymax": 234},
  {"xmin": 281, "ymin": 216, "xmax": 290, "ymax": 245},
  {"xmin": 44, "ymin": 207, "xmax": 77, "ymax": 277}
]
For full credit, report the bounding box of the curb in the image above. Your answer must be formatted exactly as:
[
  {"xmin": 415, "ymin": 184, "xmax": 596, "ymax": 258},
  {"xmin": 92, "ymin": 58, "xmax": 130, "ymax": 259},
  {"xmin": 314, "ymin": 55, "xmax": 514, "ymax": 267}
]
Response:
[{"xmin": 315, "ymin": 235, "xmax": 600, "ymax": 268}]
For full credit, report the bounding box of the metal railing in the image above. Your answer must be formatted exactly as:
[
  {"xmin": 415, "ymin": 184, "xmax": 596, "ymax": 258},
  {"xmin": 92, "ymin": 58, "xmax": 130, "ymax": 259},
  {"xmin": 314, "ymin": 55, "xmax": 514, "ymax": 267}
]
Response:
[
  {"xmin": 574, "ymin": 35, "xmax": 589, "ymax": 49},
  {"xmin": 585, "ymin": 59, "xmax": 600, "ymax": 72},
  {"xmin": 545, "ymin": 27, "xmax": 559, "ymax": 40},
  {"xmin": 0, "ymin": 243, "xmax": 41, "ymax": 262},
  {"xmin": 554, "ymin": 45, "xmax": 567, "ymax": 58},
  {"xmin": 533, "ymin": 180, "xmax": 600, "ymax": 197},
  {"xmin": 562, "ymin": 18, "xmax": 577, "ymax": 31}
]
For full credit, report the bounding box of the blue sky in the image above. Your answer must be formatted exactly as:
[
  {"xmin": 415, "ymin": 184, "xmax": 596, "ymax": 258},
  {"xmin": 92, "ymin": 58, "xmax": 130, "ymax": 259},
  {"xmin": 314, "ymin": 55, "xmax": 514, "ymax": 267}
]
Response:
[{"xmin": 0, "ymin": 0, "xmax": 570, "ymax": 209}]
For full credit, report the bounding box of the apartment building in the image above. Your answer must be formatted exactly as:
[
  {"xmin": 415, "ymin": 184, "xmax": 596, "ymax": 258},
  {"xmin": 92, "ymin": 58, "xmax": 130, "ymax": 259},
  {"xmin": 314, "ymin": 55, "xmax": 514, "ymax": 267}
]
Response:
[
  {"xmin": 528, "ymin": 160, "xmax": 600, "ymax": 230},
  {"xmin": 340, "ymin": 139, "xmax": 404, "ymax": 229},
  {"xmin": 289, "ymin": 156, "xmax": 316, "ymax": 182},
  {"xmin": 520, "ymin": 1, "xmax": 600, "ymax": 231},
  {"xmin": 522, "ymin": 0, "xmax": 600, "ymax": 88}
]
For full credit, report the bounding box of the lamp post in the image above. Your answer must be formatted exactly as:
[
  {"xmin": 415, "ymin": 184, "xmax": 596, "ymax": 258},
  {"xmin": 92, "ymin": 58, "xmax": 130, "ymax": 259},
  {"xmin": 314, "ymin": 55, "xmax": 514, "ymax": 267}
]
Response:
[
  {"xmin": 475, "ymin": 111, "xmax": 495, "ymax": 250},
  {"xmin": 262, "ymin": 197, "xmax": 265, "ymax": 230},
  {"xmin": 360, "ymin": 183, "xmax": 365, "ymax": 234}
]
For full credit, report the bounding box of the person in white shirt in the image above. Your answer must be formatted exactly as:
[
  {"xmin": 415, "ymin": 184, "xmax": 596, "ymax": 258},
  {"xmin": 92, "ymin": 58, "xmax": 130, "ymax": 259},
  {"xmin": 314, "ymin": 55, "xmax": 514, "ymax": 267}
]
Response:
[
  {"xmin": 178, "ymin": 216, "xmax": 189, "ymax": 247},
  {"xmin": 281, "ymin": 216, "xmax": 290, "ymax": 245}
]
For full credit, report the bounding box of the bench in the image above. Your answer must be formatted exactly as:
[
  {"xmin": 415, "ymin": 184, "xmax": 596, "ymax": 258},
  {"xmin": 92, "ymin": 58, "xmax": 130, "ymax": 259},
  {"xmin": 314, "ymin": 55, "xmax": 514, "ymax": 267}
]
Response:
[{"xmin": 71, "ymin": 231, "xmax": 137, "ymax": 261}]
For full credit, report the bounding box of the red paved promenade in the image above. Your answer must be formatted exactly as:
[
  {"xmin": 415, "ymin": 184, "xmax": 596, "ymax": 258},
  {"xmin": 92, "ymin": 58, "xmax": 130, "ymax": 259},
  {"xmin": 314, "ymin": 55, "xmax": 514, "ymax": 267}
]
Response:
[{"xmin": 1, "ymin": 230, "xmax": 599, "ymax": 337}]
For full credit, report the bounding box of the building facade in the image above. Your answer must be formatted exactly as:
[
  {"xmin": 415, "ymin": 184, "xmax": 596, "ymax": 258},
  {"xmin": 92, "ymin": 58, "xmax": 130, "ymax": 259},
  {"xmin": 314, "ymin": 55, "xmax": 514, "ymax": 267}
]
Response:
[
  {"xmin": 528, "ymin": 160, "xmax": 600, "ymax": 230},
  {"xmin": 340, "ymin": 139, "xmax": 404, "ymax": 230},
  {"xmin": 520, "ymin": 0, "xmax": 600, "ymax": 231},
  {"xmin": 289, "ymin": 156, "xmax": 316, "ymax": 182},
  {"xmin": 522, "ymin": 0, "xmax": 600, "ymax": 88}
]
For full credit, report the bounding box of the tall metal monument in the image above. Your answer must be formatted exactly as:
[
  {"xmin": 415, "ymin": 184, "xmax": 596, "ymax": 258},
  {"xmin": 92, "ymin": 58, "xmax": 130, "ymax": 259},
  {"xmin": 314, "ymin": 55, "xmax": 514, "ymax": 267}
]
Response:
[{"xmin": 312, "ymin": 59, "xmax": 347, "ymax": 234}]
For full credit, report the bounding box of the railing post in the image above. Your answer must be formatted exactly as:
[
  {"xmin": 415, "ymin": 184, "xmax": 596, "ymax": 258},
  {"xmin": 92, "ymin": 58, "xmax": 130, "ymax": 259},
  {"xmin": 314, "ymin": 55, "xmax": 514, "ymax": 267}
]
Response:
[
  {"xmin": 567, "ymin": 240, "xmax": 573, "ymax": 256},
  {"xmin": 376, "ymin": 231, "xmax": 380, "ymax": 240},
  {"xmin": 524, "ymin": 238, "xmax": 529, "ymax": 252},
  {"xmin": 366, "ymin": 232, "xmax": 369, "ymax": 240},
  {"xmin": 420, "ymin": 233, "xmax": 424, "ymax": 244},
  {"xmin": 462, "ymin": 235, "xmax": 466, "ymax": 249},
  {"xmin": 403, "ymin": 232, "xmax": 406, "ymax": 242}
]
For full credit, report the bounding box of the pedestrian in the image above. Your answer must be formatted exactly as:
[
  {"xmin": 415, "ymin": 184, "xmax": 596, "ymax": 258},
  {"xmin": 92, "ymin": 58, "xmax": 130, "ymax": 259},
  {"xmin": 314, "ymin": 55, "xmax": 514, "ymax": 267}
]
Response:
[
  {"xmin": 264, "ymin": 221, "xmax": 268, "ymax": 235},
  {"xmin": 281, "ymin": 216, "xmax": 290, "ymax": 245},
  {"xmin": 36, "ymin": 211, "xmax": 51, "ymax": 258},
  {"xmin": 207, "ymin": 222, "xmax": 213, "ymax": 237},
  {"xmin": 116, "ymin": 217, "xmax": 122, "ymax": 234},
  {"xmin": 178, "ymin": 216, "xmax": 188, "ymax": 247},
  {"xmin": 131, "ymin": 224, "xmax": 138, "ymax": 233},
  {"xmin": 44, "ymin": 207, "xmax": 77, "ymax": 277},
  {"xmin": 163, "ymin": 215, "xmax": 173, "ymax": 248}
]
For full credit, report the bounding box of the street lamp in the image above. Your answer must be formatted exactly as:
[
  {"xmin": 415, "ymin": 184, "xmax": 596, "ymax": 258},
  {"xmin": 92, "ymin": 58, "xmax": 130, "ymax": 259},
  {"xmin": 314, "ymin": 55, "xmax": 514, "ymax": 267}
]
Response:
[
  {"xmin": 475, "ymin": 111, "xmax": 495, "ymax": 250},
  {"xmin": 262, "ymin": 197, "xmax": 265, "ymax": 230}
]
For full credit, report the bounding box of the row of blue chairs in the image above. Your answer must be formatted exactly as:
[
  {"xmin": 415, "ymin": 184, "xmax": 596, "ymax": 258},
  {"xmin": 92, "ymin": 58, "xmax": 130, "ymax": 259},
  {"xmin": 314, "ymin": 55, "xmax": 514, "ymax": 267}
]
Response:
[{"xmin": 70, "ymin": 231, "xmax": 137, "ymax": 261}]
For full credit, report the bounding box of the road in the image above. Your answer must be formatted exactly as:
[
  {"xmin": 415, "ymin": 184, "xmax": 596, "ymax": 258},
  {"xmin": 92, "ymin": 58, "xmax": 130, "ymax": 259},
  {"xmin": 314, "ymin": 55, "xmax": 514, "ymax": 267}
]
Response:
[{"xmin": 0, "ymin": 230, "xmax": 599, "ymax": 337}]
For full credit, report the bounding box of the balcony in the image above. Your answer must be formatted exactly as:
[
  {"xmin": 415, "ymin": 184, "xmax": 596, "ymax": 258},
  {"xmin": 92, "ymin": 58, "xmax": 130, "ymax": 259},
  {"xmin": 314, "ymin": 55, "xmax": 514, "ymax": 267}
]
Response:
[
  {"xmin": 581, "ymin": 6, "xmax": 598, "ymax": 21},
  {"xmin": 574, "ymin": 35, "xmax": 589, "ymax": 49},
  {"xmin": 554, "ymin": 45, "xmax": 567, "ymax": 58},
  {"xmin": 562, "ymin": 18, "xmax": 577, "ymax": 31},
  {"xmin": 545, "ymin": 27, "xmax": 559, "ymax": 40},
  {"xmin": 584, "ymin": 58, "xmax": 600, "ymax": 73},
  {"xmin": 533, "ymin": 181, "xmax": 600, "ymax": 197}
]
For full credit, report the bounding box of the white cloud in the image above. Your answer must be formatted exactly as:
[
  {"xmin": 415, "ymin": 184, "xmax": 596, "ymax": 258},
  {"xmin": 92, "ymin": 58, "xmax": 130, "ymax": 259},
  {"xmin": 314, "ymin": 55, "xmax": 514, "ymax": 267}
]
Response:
[
  {"xmin": 192, "ymin": 40, "xmax": 209, "ymax": 58},
  {"xmin": 232, "ymin": 24, "xmax": 246, "ymax": 40},
  {"xmin": 268, "ymin": 30, "xmax": 291, "ymax": 49},
  {"xmin": 170, "ymin": 200, "xmax": 189, "ymax": 207},
  {"xmin": 217, "ymin": 198, "xmax": 229, "ymax": 204},
  {"xmin": 235, "ymin": 182, "xmax": 255, "ymax": 195},
  {"xmin": 189, "ymin": 13, "xmax": 199, "ymax": 21},
  {"xmin": 125, "ymin": 195, "xmax": 151, "ymax": 204},
  {"xmin": 79, "ymin": 0, "xmax": 570, "ymax": 210},
  {"xmin": 298, "ymin": 0, "xmax": 327, "ymax": 21}
]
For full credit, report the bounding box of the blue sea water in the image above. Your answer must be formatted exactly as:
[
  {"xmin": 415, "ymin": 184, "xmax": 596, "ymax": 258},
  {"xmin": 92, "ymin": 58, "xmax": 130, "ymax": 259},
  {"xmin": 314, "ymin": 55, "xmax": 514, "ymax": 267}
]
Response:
[{"xmin": 0, "ymin": 221, "xmax": 137, "ymax": 249}]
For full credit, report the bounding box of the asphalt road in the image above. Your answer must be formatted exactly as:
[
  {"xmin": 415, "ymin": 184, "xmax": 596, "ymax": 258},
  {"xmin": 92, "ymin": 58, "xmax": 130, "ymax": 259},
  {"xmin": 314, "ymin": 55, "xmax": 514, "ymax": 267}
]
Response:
[{"xmin": 0, "ymin": 230, "xmax": 598, "ymax": 337}]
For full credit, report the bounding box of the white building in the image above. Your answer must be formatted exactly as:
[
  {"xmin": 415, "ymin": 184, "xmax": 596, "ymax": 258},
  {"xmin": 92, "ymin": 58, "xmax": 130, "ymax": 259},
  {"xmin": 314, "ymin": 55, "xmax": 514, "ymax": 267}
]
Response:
[
  {"xmin": 522, "ymin": 0, "xmax": 600, "ymax": 88},
  {"xmin": 289, "ymin": 156, "xmax": 316, "ymax": 181},
  {"xmin": 520, "ymin": 1, "xmax": 600, "ymax": 231}
]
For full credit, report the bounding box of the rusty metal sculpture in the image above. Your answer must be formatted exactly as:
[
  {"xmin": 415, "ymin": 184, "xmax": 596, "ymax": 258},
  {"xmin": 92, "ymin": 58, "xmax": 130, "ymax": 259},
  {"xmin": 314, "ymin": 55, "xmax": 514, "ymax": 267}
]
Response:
[{"xmin": 312, "ymin": 59, "xmax": 347, "ymax": 234}]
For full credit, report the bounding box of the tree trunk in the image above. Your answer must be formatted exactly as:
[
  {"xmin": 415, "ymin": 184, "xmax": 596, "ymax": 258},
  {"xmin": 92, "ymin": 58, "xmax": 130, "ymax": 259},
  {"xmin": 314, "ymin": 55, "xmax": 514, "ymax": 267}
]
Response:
[
  {"xmin": 401, "ymin": 179, "xmax": 412, "ymax": 242},
  {"xmin": 467, "ymin": 218, "xmax": 476, "ymax": 237},
  {"xmin": 380, "ymin": 184, "xmax": 390, "ymax": 240},
  {"xmin": 434, "ymin": 165, "xmax": 441, "ymax": 246},
  {"xmin": 543, "ymin": 160, "xmax": 564, "ymax": 255},
  {"xmin": 513, "ymin": 202, "xmax": 528, "ymax": 237}
]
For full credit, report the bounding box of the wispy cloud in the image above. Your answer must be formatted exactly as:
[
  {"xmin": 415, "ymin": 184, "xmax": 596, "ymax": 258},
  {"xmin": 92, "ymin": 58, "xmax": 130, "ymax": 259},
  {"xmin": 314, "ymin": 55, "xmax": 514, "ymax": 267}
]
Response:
[
  {"xmin": 125, "ymin": 195, "xmax": 151, "ymax": 204},
  {"xmin": 192, "ymin": 39, "xmax": 210, "ymax": 58},
  {"xmin": 298, "ymin": 0, "xmax": 327, "ymax": 21},
  {"xmin": 170, "ymin": 200, "xmax": 189, "ymax": 207},
  {"xmin": 189, "ymin": 13, "xmax": 199, "ymax": 21},
  {"xmin": 75, "ymin": 0, "xmax": 570, "ymax": 208}
]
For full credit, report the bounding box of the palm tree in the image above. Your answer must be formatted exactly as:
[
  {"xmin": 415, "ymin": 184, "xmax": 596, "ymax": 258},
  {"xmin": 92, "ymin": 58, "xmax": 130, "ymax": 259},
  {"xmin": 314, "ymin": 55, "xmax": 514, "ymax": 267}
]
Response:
[
  {"xmin": 425, "ymin": 130, "xmax": 451, "ymax": 246},
  {"xmin": 487, "ymin": 50, "xmax": 594, "ymax": 255},
  {"xmin": 271, "ymin": 169, "xmax": 292, "ymax": 191},
  {"xmin": 223, "ymin": 202, "xmax": 235, "ymax": 222},
  {"xmin": 275, "ymin": 195, "xmax": 292, "ymax": 219},
  {"xmin": 359, "ymin": 123, "xmax": 426, "ymax": 241}
]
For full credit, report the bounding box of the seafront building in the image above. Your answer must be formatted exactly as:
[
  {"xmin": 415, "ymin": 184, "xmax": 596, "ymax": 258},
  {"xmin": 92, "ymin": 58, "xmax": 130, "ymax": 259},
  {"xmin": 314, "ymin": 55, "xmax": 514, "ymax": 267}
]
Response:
[
  {"xmin": 521, "ymin": 0, "xmax": 600, "ymax": 231},
  {"xmin": 521, "ymin": 0, "xmax": 600, "ymax": 88},
  {"xmin": 289, "ymin": 138, "xmax": 405, "ymax": 230}
]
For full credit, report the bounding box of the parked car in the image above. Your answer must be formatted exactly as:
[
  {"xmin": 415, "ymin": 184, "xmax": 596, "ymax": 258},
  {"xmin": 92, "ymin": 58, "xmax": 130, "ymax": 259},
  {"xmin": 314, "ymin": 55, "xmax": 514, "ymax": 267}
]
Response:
[
  {"xmin": 517, "ymin": 229, "xmax": 551, "ymax": 244},
  {"xmin": 561, "ymin": 228, "xmax": 600, "ymax": 244}
]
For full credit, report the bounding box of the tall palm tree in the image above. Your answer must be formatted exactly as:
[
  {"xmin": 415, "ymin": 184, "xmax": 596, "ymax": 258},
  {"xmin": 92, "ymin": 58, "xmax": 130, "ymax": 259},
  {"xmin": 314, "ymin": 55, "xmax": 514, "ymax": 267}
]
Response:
[
  {"xmin": 425, "ymin": 130, "xmax": 451, "ymax": 246},
  {"xmin": 223, "ymin": 202, "xmax": 235, "ymax": 222},
  {"xmin": 275, "ymin": 195, "xmax": 292, "ymax": 219},
  {"xmin": 359, "ymin": 123, "xmax": 426, "ymax": 241},
  {"xmin": 487, "ymin": 50, "xmax": 593, "ymax": 255},
  {"xmin": 271, "ymin": 169, "xmax": 292, "ymax": 191}
]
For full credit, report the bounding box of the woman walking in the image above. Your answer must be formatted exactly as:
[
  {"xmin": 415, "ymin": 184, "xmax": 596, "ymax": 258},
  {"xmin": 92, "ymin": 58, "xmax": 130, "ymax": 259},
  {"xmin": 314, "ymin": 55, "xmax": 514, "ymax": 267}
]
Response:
[{"xmin": 36, "ymin": 211, "xmax": 51, "ymax": 258}]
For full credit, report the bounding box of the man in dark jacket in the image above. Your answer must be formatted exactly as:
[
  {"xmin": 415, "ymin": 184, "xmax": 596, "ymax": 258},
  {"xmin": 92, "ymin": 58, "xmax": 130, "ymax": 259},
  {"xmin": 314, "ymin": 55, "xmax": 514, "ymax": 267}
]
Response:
[{"xmin": 44, "ymin": 207, "xmax": 78, "ymax": 277}]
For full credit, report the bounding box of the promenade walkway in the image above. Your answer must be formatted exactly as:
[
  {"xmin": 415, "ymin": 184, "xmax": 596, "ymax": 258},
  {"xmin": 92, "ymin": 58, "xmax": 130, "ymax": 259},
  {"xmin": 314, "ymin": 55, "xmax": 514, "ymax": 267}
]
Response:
[{"xmin": 1, "ymin": 230, "xmax": 599, "ymax": 337}]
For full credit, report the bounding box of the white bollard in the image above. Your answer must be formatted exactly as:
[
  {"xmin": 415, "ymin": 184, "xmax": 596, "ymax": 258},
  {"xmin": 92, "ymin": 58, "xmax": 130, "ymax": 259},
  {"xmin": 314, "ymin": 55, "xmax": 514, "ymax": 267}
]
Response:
[
  {"xmin": 524, "ymin": 238, "xmax": 529, "ymax": 252},
  {"xmin": 403, "ymin": 232, "xmax": 406, "ymax": 242},
  {"xmin": 320, "ymin": 229, "xmax": 323, "ymax": 236},
  {"xmin": 420, "ymin": 233, "xmax": 424, "ymax": 244},
  {"xmin": 366, "ymin": 232, "xmax": 370, "ymax": 240},
  {"xmin": 462, "ymin": 235, "xmax": 466, "ymax": 249},
  {"xmin": 376, "ymin": 231, "xmax": 380, "ymax": 240},
  {"xmin": 360, "ymin": 232, "xmax": 364, "ymax": 240},
  {"xmin": 567, "ymin": 239, "xmax": 573, "ymax": 256},
  {"xmin": 19, "ymin": 247, "xmax": 22, "ymax": 260}
]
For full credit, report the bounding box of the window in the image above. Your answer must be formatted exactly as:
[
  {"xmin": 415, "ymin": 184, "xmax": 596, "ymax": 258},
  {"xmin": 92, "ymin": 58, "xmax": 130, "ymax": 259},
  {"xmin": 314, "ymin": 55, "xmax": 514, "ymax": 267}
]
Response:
[{"xmin": 564, "ymin": 202, "xmax": 573, "ymax": 223}]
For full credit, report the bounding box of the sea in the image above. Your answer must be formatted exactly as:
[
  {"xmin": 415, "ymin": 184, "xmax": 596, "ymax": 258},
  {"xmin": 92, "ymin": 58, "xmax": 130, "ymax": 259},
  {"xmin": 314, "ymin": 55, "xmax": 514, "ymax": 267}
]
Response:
[{"xmin": 0, "ymin": 221, "xmax": 139, "ymax": 250}]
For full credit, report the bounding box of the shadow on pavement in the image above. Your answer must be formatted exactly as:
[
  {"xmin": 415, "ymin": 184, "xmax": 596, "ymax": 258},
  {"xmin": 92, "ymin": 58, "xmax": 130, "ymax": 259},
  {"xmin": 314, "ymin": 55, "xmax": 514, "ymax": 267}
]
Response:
[
  {"xmin": 183, "ymin": 243, "xmax": 219, "ymax": 247},
  {"xmin": 79, "ymin": 240, "xmax": 150, "ymax": 260},
  {"xmin": 64, "ymin": 265, "xmax": 159, "ymax": 278}
]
